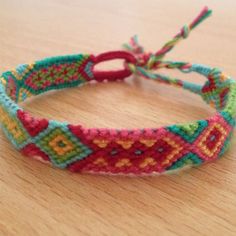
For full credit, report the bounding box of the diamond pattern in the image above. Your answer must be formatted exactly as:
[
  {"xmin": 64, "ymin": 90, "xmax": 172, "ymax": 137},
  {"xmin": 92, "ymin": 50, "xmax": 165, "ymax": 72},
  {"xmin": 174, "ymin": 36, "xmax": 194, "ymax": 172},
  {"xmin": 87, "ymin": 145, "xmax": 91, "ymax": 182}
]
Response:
[
  {"xmin": 23, "ymin": 55, "xmax": 91, "ymax": 93},
  {"xmin": 37, "ymin": 126, "xmax": 92, "ymax": 168},
  {"xmin": 202, "ymin": 68, "xmax": 231, "ymax": 110},
  {"xmin": 68, "ymin": 128, "xmax": 190, "ymax": 173},
  {"xmin": 194, "ymin": 115, "xmax": 232, "ymax": 161}
]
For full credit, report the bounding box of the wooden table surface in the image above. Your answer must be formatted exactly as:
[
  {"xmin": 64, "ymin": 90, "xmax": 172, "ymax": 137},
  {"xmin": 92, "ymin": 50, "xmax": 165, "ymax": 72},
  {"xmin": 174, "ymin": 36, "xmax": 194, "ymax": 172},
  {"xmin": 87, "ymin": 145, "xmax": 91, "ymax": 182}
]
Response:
[{"xmin": 0, "ymin": 0, "xmax": 236, "ymax": 235}]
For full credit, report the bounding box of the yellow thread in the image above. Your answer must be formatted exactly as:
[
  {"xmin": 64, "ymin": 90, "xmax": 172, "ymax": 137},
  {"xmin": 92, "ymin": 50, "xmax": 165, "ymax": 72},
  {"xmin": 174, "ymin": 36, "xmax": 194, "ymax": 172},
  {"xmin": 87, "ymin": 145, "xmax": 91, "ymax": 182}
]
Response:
[
  {"xmin": 0, "ymin": 77, "xmax": 6, "ymax": 86},
  {"xmin": 140, "ymin": 157, "xmax": 157, "ymax": 168},
  {"xmin": 93, "ymin": 157, "xmax": 107, "ymax": 166},
  {"xmin": 18, "ymin": 88, "xmax": 33, "ymax": 102},
  {"xmin": 49, "ymin": 135, "xmax": 74, "ymax": 156},
  {"xmin": 116, "ymin": 140, "xmax": 134, "ymax": 149},
  {"xmin": 127, "ymin": 63, "xmax": 136, "ymax": 73},
  {"xmin": 161, "ymin": 137, "xmax": 183, "ymax": 165},
  {"xmin": 198, "ymin": 123, "xmax": 227, "ymax": 158},
  {"xmin": 0, "ymin": 105, "xmax": 27, "ymax": 142},
  {"xmin": 115, "ymin": 158, "xmax": 131, "ymax": 168},
  {"xmin": 220, "ymin": 73, "xmax": 228, "ymax": 82},
  {"xmin": 0, "ymin": 106, "xmax": 5, "ymax": 123},
  {"xmin": 209, "ymin": 100, "xmax": 215, "ymax": 108},
  {"xmin": 12, "ymin": 63, "xmax": 34, "ymax": 80},
  {"xmin": 93, "ymin": 139, "xmax": 110, "ymax": 148},
  {"xmin": 140, "ymin": 139, "xmax": 156, "ymax": 147}
]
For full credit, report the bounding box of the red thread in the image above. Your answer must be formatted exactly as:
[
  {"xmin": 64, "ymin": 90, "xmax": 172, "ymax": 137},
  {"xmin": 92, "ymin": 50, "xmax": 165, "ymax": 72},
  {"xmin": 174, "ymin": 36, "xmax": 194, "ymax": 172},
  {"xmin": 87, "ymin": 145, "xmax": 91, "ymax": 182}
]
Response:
[
  {"xmin": 92, "ymin": 51, "xmax": 136, "ymax": 81},
  {"xmin": 17, "ymin": 110, "xmax": 49, "ymax": 137},
  {"xmin": 21, "ymin": 143, "xmax": 50, "ymax": 161}
]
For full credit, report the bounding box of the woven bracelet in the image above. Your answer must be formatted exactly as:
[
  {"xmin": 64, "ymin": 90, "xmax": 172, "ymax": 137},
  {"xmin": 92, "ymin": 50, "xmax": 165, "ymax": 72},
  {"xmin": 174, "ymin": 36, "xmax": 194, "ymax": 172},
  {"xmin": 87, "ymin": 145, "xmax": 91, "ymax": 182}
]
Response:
[{"xmin": 0, "ymin": 7, "xmax": 235, "ymax": 175}]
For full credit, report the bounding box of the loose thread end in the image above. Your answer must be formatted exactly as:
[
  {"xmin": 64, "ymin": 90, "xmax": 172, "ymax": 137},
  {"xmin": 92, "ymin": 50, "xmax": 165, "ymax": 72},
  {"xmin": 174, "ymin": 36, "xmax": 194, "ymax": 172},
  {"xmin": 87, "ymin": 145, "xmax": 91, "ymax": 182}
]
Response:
[
  {"xmin": 190, "ymin": 6, "xmax": 212, "ymax": 30},
  {"xmin": 122, "ymin": 6, "xmax": 214, "ymax": 77},
  {"xmin": 123, "ymin": 35, "xmax": 144, "ymax": 54}
]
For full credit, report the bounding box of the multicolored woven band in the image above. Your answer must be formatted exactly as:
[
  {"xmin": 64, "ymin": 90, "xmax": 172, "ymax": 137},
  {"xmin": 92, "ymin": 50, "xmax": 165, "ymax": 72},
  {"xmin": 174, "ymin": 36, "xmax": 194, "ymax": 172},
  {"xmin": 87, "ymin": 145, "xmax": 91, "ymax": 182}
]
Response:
[{"xmin": 0, "ymin": 7, "xmax": 235, "ymax": 175}]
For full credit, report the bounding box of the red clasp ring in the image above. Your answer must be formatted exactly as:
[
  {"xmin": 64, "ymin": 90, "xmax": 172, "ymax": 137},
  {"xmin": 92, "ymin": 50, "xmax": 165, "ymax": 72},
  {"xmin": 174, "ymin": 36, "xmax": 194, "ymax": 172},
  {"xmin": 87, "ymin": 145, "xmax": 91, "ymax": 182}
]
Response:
[{"xmin": 92, "ymin": 51, "xmax": 136, "ymax": 81}]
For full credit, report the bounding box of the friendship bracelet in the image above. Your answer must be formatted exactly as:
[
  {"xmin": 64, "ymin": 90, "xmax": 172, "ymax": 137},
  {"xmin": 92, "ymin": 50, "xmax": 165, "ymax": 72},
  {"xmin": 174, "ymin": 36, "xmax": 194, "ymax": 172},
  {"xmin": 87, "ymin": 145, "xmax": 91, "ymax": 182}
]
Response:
[{"xmin": 0, "ymin": 7, "xmax": 235, "ymax": 175}]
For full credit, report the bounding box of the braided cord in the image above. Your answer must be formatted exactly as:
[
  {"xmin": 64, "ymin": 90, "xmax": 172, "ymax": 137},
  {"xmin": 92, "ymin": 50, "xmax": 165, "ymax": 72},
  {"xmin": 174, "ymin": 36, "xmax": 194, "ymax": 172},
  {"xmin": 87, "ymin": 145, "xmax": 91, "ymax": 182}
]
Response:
[
  {"xmin": 124, "ymin": 7, "xmax": 212, "ymax": 92},
  {"xmin": 154, "ymin": 6, "xmax": 212, "ymax": 61},
  {"xmin": 123, "ymin": 6, "xmax": 236, "ymax": 115}
]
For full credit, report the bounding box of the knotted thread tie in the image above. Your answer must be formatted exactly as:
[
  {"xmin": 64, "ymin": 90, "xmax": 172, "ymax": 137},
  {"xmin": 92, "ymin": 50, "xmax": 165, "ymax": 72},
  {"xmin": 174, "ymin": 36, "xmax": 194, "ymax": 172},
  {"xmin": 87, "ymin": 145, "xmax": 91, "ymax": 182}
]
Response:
[{"xmin": 123, "ymin": 6, "xmax": 212, "ymax": 80}]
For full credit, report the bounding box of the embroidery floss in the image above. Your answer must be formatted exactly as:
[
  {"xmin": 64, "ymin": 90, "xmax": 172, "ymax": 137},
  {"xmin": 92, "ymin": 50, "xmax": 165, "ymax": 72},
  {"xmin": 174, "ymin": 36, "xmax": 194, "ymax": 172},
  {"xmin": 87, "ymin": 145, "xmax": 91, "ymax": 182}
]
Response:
[{"xmin": 0, "ymin": 7, "xmax": 235, "ymax": 175}]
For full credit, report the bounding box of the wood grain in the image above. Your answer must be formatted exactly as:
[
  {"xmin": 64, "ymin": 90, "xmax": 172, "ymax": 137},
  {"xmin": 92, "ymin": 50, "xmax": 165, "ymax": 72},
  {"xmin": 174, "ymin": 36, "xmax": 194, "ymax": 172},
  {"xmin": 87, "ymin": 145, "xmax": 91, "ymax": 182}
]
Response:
[{"xmin": 0, "ymin": 0, "xmax": 236, "ymax": 235}]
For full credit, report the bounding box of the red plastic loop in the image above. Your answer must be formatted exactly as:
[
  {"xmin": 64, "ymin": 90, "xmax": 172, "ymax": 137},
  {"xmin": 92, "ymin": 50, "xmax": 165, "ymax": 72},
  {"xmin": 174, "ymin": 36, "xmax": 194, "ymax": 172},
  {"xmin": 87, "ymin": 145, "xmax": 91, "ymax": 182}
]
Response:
[{"xmin": 92, "ymin": 51, "xmax": 136, "ymax": 81}]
